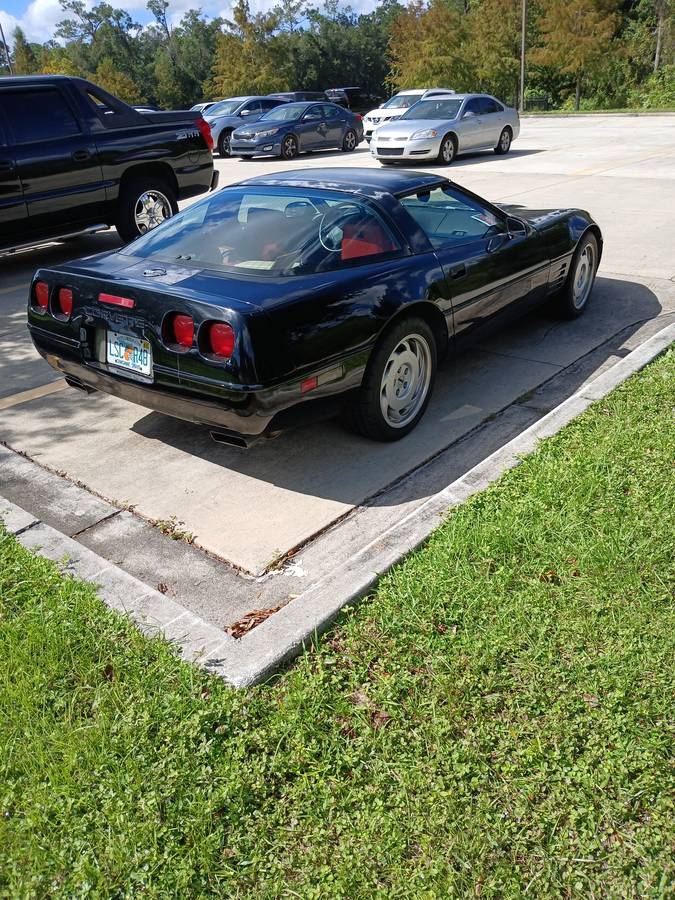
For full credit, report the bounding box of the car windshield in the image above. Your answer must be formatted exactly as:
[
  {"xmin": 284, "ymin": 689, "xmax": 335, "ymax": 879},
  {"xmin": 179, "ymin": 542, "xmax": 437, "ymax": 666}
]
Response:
[
  {"xmin": 382, "ymin": 95, "xmax": 418, "ymax": 109},
  {"xmin": 402, "ymin": 98, "xmax": 463, "ymax": 120},
  {"xmin": 259, "ymin": 105, "xmax": 304, "ymax": 122},
  {"xmin": 120, "ymin": 187, "xmax": 401, "ymax": 276},
  {"xmin": 207, "ymin": 99, "xmax": 243, "ymax": 117}
]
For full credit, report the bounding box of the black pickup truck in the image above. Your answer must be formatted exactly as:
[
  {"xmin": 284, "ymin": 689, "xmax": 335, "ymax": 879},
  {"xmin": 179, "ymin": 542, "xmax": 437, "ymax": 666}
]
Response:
[{"xmin": 0, "ymin": 75, "xmax": 218, "ymax": 252}]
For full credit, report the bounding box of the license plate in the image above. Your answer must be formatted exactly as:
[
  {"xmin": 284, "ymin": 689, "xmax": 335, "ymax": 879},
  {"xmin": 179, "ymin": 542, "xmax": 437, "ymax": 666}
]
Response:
[{"xmin": 106, "ymin": 330, "xmax": 152, "ymax": 377}]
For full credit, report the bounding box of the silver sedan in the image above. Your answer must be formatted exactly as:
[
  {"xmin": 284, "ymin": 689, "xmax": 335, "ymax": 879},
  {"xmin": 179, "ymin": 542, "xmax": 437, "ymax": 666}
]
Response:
[{"xmin": 370, "ymin": 94, "xmax": 520, "ymax": 165}]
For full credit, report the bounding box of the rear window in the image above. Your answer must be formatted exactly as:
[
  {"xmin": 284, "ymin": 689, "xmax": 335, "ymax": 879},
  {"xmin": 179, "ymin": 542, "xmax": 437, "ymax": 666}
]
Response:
[
  {"xmin": 2, "ymin": 89, "xmax": 80, "ymax": 143},
  {"xmin": 121, "ymin": 186, "xmax": 402, "ymax": 275}
]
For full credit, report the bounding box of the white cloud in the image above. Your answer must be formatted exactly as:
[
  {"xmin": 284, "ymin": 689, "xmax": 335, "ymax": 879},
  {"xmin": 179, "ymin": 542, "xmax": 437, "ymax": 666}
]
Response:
[{"xmin": 1, "ymin": 0, "xmax": 67, "ymax": 43}]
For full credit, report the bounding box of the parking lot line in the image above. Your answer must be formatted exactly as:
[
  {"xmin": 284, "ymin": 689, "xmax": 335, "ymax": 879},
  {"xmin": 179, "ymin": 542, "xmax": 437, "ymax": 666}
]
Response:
[{"xmin": 0, "ymin": 379, "xmax": 68, "ymax": 411}]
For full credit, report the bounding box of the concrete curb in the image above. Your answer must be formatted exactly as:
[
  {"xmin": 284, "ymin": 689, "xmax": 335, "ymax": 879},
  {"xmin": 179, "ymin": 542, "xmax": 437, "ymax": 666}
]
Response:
[{"xmin": 2, "ymin": 322, "xmax": 673, "ymax": 688}]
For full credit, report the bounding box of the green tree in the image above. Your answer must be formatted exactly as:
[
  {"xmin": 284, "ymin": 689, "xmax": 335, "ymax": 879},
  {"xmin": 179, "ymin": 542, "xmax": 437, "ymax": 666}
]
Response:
[
  {"xmin": 388, "ymin": 0, "xmax": 474, "ymax": 92},
  {"xmin": 465, "ymin": 0, "xmax": 522, "ymax": 103},
  {"xmin": 11, "ymin": 27, "xmax": 39, "ymax": 74},
  {"xmin": 206, "ymin": 0, "xmax": 287, "ymax": 98},
  {"xmin": 532, "ymin": 0, "xmax": 619, "ymax": 109},
  {"xmin": 94, "ymin": 56, "xmax": 142, "ymax": 102}
]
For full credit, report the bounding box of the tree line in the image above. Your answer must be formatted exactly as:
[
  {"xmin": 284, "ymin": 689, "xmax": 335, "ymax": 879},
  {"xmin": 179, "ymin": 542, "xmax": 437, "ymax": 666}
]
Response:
[{"xmin": 2, "ymin": 0, "xmax": 673, "ymax": 111}]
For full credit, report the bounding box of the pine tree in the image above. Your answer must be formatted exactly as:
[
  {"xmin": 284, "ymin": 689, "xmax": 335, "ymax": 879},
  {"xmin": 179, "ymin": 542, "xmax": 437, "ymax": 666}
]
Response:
[
  {"xmin": 206, "ymin": 0, "xmax": 287, "ymax": 98},
  {"xmin": 94, "ymin": 57, "xmax": 143, "ymax": 103},
  {"xmin": 12, "ymin": 27, "xmax": 39, "ymax": 74},
  {"xmin": 388, "ymin": 0, "xmax": 474, "ymax": 92},
  {"xmin": 532, "ymin": 0, "xmax": 619, "ymax": 109}
]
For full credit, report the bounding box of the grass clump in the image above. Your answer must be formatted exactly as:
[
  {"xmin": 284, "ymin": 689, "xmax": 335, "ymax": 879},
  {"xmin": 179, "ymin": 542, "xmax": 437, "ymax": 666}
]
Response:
[{"xmin": 1, "ymin": 351, "xmax": 674, "ymax": 898}]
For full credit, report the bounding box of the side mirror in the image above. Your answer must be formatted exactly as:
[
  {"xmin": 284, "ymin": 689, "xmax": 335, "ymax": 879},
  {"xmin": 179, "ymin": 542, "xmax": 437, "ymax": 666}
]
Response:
[
  {"xmin": 463, "ymin": 110, "xmax": 475, "ymax": 118},
  {"xmin": 240, "ymin": 109, "xmax": 252, "ymax": 117},
  {"xmin": 506, "ymin": 216, "xmax": 528, "ymax": 237}
]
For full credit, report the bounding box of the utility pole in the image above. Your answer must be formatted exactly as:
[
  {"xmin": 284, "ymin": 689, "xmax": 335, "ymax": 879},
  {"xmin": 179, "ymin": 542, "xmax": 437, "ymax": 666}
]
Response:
[
  {"xmin": 519, "ymin": 0, "xmax": 527, "ymax": 112},
  {"xmin": 0, "ymin": 18, "xmax": 13, "ymax": 74}
]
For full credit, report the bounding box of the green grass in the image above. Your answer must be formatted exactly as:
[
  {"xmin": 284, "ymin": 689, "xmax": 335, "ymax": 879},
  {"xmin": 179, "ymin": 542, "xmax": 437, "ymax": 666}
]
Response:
[
  {"xmin": 523, "ymin": 108, "xmax": 675, "ymax": 115},
  {"xmin": 1, "ymin": 351, "xmax": 674, "ymax": 898}
]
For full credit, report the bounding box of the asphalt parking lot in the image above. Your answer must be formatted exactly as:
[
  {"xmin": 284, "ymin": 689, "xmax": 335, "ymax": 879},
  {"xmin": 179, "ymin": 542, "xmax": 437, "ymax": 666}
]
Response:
[{"xmin": 2, "ymin": 115, "xmax": 674, "ymax": 628}]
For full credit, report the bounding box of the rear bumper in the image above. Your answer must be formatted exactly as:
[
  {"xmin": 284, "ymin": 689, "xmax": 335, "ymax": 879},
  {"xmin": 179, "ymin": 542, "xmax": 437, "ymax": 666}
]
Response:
[{"xmin": 29, "ymin": 325, "xmax": 367, "ymax": 446}]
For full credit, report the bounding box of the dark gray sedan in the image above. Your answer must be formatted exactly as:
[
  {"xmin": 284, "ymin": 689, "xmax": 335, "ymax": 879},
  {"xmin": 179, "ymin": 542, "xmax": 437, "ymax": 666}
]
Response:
[{"xmin": 230, "ymin": 102, "xmax": 364, "ymax": 159}]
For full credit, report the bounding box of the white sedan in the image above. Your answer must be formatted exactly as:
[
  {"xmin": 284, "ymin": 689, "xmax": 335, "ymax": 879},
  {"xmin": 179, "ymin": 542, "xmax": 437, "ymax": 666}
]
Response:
[{"xmin": 370, "ymin": 94, "xmax": 520, "ymax": 165}]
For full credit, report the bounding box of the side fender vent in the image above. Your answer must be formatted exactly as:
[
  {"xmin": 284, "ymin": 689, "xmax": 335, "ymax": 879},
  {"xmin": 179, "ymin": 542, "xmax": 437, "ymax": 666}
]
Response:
[{"xmin": 551, "ymin": 261, "xmax": 568, "ymax": 290}]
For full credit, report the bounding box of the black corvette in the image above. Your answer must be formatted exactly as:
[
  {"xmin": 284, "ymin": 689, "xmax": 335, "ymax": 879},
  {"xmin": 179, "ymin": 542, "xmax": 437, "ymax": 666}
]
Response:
[{"xmin": 28, "ymin": 169, "xmax": 602, "ymax": 446}]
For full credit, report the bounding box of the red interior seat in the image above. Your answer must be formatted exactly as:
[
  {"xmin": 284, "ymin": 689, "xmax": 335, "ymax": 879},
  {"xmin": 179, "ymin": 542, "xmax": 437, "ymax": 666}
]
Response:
[{"xmin": 341, "ymin": 220, "xmax": 395, "ymax": 261}]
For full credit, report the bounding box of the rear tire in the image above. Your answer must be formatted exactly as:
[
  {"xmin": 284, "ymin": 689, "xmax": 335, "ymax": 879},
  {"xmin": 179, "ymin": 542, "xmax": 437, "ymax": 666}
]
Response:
[
  {"xmin": 346, "ymin": 317, "xmax": 437, "ymax": 441},
  {"xmin": 115, "ymin": 176, "xmax": 178, "ymax": 244},
  {"xmin": 553, "ymin": 233, "xmax": 599, "ymax": 319},
  {"xmin": 494, "ymin": 127, "xmax": 512, "ymax": 155}
]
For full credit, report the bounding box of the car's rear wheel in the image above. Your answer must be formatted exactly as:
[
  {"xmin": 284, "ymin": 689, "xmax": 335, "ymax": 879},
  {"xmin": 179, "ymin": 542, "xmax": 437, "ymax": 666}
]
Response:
[
  {"xmin": 217, "ymin": 129, "xmax": 233, "ymax": 157},
  {"xmin": 494, "ymin": 127, "xmax": 512, "ymax": 155},
  {"xmin": 437, "ymin": 134, "xmax": 456, "ymax": 164},
  {"xmin": 554, "ymin": 233, "xmax": 599, "ymax": 319},
  {"xmin": 281, "ymin": 134, "xmax": 299, "ymax": 159},
  {"xmin": 341, "ymin": 129, "xmax": 358, "ymax": 152},
  {"xmin": 115, "ymin": 176, "xmax": 178, "ymax": 243},
  {"xmin": 346, "ymin": 317, "xmax": 437, "ymax": 441}
]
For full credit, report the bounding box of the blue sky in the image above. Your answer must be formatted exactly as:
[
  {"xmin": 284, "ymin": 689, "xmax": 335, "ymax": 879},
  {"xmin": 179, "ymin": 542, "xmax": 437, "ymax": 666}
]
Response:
[{"xmin": 1, "ymin": 0, "xmax": 377, "ymax": 45}]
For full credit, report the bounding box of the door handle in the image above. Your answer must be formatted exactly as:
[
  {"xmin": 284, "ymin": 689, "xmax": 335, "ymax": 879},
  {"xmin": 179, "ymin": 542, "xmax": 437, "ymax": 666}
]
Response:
[
  {"xmin": 72, "ymin": 150, "xmax": 91, "ymax": 162},
  {"xmin": 448, "ymin": 264, "xmax": 466, "ymax": 280}
]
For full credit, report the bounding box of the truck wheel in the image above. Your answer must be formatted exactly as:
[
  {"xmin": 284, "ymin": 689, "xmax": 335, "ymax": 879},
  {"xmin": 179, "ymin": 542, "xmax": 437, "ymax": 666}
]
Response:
[
  {"xmin": 345, "ymin": 316, "xmax": 437, "ymax": 441},
  {"xmin": 115, "ymin": 177, "xmax": 178, "ymax": 243}
]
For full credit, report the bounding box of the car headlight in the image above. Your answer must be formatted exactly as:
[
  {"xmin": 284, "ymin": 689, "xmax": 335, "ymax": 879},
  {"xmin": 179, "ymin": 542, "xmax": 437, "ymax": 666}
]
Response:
[
  {"xmin": 255, "ymin": 128, "xmax": 279, "ymax": 138},
  {"xmin": 411, "ymin": 129, "xmax": 439, "ymax": 140}
]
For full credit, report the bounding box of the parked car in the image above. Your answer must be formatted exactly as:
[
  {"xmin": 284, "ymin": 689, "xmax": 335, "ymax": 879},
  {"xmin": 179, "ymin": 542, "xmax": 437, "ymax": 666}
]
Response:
[
  {"xmin": 191, "ymin": 102, "xmax": 216, "ymax": 114},
  {"xmin": 370, "ymin": 93, "xmax": 519, "ymax": 165},
  {"xmin": 268, "ymin": 92, "xmax": 329, "ymax": 103},
  {"xmin": 230, "ymin": 102, "xmax": 363, "ymax": 159},
  {"xmin": 28, "ymin": 168, "xmax": 601, "ymax": 446},
  {"xmin": 325, "ymin": 87, "xmax": 375, "ymax": 113},
  {"xmin": 362, "ymin": 88, "xmax": 455, "ymax": 141},
  {"xmin": 205, "ymin": 96, "xmax": 288, "ymax": 157},
  {"xmin": 0, "ymin": 75, "xmax": 217, "ymax": 251}
]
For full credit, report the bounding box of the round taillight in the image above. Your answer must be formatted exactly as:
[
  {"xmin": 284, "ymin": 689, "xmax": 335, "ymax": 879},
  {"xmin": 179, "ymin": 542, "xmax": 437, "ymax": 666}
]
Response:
[
  {"xmin": 165, "ymin": 313, "xmax": 194, "ymax": 349},
  {"xmin": 34, "ymin": 281, "xmax": 49, "ymax": 310},
  {"xmin": 56, "ymin": 287, "xmax": 73, "ymax": 318},
  {"xmin": 207, "ymin": 322, "xmax": 235, "ymax": 358}
]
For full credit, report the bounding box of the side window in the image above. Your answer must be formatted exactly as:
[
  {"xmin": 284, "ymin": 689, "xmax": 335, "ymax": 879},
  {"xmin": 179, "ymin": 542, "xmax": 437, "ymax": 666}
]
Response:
[
  {"xmin": 242, "ymin": 100, "xmax": 262, "ymax": 115},
  {"xmin": 463, "ymin": 98, "xmax": 483, "ymax": 117},
  {"xmin": 322, "ymin": 104, "xmax": 340, "ymax": 119},
  {"xmin": 304, "ymin": 105, "xmax": 323, "ymax": 121},
  {"xmin": 260, "ymin": 98, "xmax": 281, "ymax": 111},
  {"xmin": 3, "ymin": 89, "xmax": 80, "ymax": 143},
  {"xmin": 400, "ymin": 185, "xmax": 505, "ymax": 249},
  {"xmin": 85, "ymin": 88, "xmax": 139, "ymax": 128},
  {"xmin": 480, "ymin": 97, "xmax": 501, "ymax": 114}
]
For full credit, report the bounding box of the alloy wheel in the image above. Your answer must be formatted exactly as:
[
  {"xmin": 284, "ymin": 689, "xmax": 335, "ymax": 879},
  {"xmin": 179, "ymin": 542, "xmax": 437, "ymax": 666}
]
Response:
[
  {"xmin": 500, "ymin": 129, "xmax": 511, "ymax": 152},
  {"xmin": 282, "ymin": 135, "xmax": 298, "ymax": 159},
  {"xmin": 441, "ymin": 138, "xmax": 455, "ymax": 164},
  {"xmin": 572, "ymin": 241, "xmax": 595, "ymax": 309},
  {"xmin": 343, "ymin": 130, "xmax": 357, "ymax": 151},
  {"xmin": 133, "ymin": 190, "xmax": 172, "ymax": 234},
  {"xmin": 379, "ymin": 334, "xmax": 432, "ymax": 428}
]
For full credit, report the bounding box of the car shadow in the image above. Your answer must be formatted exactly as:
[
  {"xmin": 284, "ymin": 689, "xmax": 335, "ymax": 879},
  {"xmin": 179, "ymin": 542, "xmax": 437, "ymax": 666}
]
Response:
[{"xmin": 129, "ymin": 275, "xmax": 664, "ymax": 507}]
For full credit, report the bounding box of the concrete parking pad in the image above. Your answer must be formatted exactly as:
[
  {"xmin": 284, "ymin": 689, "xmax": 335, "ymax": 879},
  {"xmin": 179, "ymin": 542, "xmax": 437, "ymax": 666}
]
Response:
[{"xmin": 1, "ymin": 115, "xmax": 674, "ymax": 582}]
